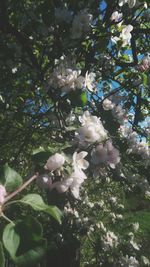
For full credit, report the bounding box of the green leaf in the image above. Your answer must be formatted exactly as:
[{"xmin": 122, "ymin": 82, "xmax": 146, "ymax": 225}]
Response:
[
  {"xmin": 3, "ymin": 223, "xmax": 20, "ymax": 258},
  {"xmin": 142, "ymin": 73, "xmax": 148, "ymax": 87},
  {"xmin": 0, "ymin": 164, "xmax": 22, "ymax": 192},
  {"xmin": 15, "ymin": 217, "xmax": 47, "ymax": 266},
  {"xmin": 15, "ymin": 242, "xmax": 47, "ymax": 266},
  {"xmin": 3, "ymin": 217, "xmax": 47, "ymax": 266},
  {"xmin": 0, "ymin": 242, "xmax": 5, "ymax": 267},
  {"xmin": 32, "ymin": 147, "xmax": 46, "ymax": 155},
  {"xmin": 80, "ymin": 92, "xmax": 87, "ymax": 105},
  {"xmin": 19, "ymin": 194, "xmax": 62, "ymax": 224},
  {"xmin": 68, "ymin": 90, "xmax": 87, "ymax": 107}
]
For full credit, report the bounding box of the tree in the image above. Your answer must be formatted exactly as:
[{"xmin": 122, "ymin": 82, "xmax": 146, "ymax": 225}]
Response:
[{"xmin": 0, "ymin": 0, "xmax": 150, "ymax": 266}]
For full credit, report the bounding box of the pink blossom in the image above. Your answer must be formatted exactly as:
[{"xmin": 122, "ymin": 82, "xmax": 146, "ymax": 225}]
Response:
[
  {"xmin": 91, "ymin": 144, "xmax": 108, "ymax": 164},
  {"xmin": 105, "ymin": 141, "xmax": 120, "ymax": 168},
  {"xmin": 0, "ymin": 185, "xmax": 7, "ymax": 204},
  {"xmin": 91, "ymin": 141, "xmax": 120, "ymax": 168}
]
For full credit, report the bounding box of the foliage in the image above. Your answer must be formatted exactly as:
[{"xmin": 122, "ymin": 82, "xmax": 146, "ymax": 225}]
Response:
[{"xmin": 0, "ymin": 0, "xmax": 150, "ymax": 266}]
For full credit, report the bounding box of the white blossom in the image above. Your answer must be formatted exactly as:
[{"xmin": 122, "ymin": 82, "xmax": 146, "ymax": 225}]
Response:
[
  {"xmin": 119, "ymin": 0, "xmax": 136, "ymax": 8},
  {"xmin": 120, "ymin": 25, "xmax": 133, "ymax": 46},
  {"xmin": 119, "ymin": 124, "xmax": 150, "ymax": 164},
  {"xmin": 130, "ymin": 239, "xmax": 140, "ymax": 250},
  {"xmin": 49, "ymin": 61, "xmax": 85, "ymax": 93},
  {"xmin": 50, "ymin": 165, "xmax": 87, "ymax": 198},
  {"xmin": 84, "ymin": 71, "xmax": 96, "ymax": 92},
  {"xmin": 112, "ymin": 105, "xmax": 127, "ymax": 124},
  {"xmin": 121, "ymin": 256, "xmax": 140, "ymax": 267},
  {"xmin": 103, "ymin": 231, "xmax": 118, "ymax": 249},
  {"xmin": 72, "ymin": 151, "xmax": 89, "ymax": 170},
  {"xmin": 145, "ymin": 191, "xmax": 150, "ymax": 199},
  {"xmin": 66, "ymin": 111, "xmax": 76, "ymax": 124},
  {"xmin": 76, "ymin": 111, "xmax": 108, "ymax": 145},
  {"xmin": 44, "ymin": 153, "xmax": 65, "ymax": 171},
  {"xmin": 69, "ymin": 167, "xmax": 87, "ymax": 198},
  {"xmin": 119, "ymin": 125, "xmax": 132, "ymax": 138},
  {"xmin": 12, "ymin": 67, "xmax": 17, "ymax": 74},
  {"xmin": 102, "ymin": 99, "xmax": 115, "ymax": 110},
  {"xmin": 111, "ymin": 11, "xmax": 122, "ymax": 22},
  {"xmin": 132, "ymin": 222, "xmax": 139, "ymax": 232}
]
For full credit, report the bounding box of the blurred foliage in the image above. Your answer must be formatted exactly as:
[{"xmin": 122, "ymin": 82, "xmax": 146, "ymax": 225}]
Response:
[{"xmin": 0, "ymin": 0, "xmax": 150, "ymax": 266}]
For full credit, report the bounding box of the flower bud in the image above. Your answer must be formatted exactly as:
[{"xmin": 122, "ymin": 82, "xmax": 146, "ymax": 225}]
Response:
[
  {"xmin": 37, "ymin": 174, "xmax": 52, "ymax": 189},
  {"xmin": 44, "ymin": 153, "xmax": 65, "ymax": 171},
  {"xmin": 0, "ymin": 185, "xmax": 7, "ymax": 204}
]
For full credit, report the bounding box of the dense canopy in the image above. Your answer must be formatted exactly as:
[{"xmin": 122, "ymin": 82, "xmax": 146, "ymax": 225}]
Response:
[{"xmin": 0, "ymin": 0, "xmax": 150, "ymax": 266}]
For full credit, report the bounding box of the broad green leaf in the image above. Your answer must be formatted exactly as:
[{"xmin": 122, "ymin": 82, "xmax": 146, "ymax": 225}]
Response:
[
  {"xmin": 3, "ymin": 223, "xmax": 20, "ymax": 258},
  {"xmin": 0, "ymin": 164, "xmax": 22, "ymax": 192},
  {"xmin": 3, "ymin": 217, "xmax": 47, "ymax": 266},
  {"xmin": 15, "ymin": 241, "xmax": 47, "ymax": 266},
  {"xmin": 14, "ymin": 217, "xmax": 47, "ymax": 266},
  {"xmin": 0, "ymin": 242, "xmax": 5, "ymax": 267},
  {"xmin": 19, "ymin": 194, "xmax": 62, "ymax": 224}
]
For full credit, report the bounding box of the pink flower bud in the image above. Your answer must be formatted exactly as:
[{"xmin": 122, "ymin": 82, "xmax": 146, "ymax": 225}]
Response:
[{"xmin": 0, "ymin": 185, "xmax": 7, "ymax": 204}]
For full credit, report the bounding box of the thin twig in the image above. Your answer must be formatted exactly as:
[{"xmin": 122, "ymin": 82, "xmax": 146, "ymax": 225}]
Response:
[
  {"xmin": 3, "ymin": 173, "xmax": 39, "ymax": 203},
  {"xmin": 1, "ymin": 213, "xmax": 15, "ymax": 225}
]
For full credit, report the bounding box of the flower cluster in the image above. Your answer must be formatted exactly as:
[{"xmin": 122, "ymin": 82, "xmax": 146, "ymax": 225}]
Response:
[
  {"xmin": 91, "ymin": 141, "xmax": 120, "ymax": 169},
  {"xmin": 75, "ymin": 111, "xmax": 108, "ymax": 146},
  {"xmin": 119, "ymin": 125, "xmax": 150, "ymax": 165},
  {"xmin": 102, "ymin": 231, "xmax": 118, "ymax": 250},
  {"xmin": 49, "ymin": 58, "xmax": 95, "ymax": 93},
  {"xmin": 102, "ymin": 96, "xmax": 127, "ymax": 124},
  {"xmin": 119, "ymin": 0, "xmax": 136, "ymax": 8},
  {"xmin": 120, "ymin": 24, "xmax": 133, "ymax": 46},
  {"xmin": 44, "ymin": 153, "xmax": 65, "ymax": 171},
  {"xmin": 111, "ymin": 11, "xmax": 123, "ymax": 22},
  {"xmin": 39, "ymin": 152, "xmax": 89, "ymax": 199},
  {"xmin": 49, "ymin": 64, "xmax": 84, "ymax": 93},
  {"xmin": 111, "ymin": 24, "xmax": 133, "ymax": 47}
]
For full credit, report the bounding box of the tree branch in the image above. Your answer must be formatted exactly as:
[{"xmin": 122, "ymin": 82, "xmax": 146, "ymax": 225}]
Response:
[{"xmin": 4, "ymin": 173, "xmax": 39, "ymax": 203}]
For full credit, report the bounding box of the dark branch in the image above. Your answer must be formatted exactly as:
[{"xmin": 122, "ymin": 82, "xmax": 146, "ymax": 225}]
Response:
[{"xmin": 133, "ymin": 87, "xmax": 142, "ymax": 127}]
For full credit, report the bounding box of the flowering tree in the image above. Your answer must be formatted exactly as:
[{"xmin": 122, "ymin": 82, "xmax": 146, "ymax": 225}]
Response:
[{"xmin": 0, "ymin": 0, "xmax": 150, "ymax": 266}]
